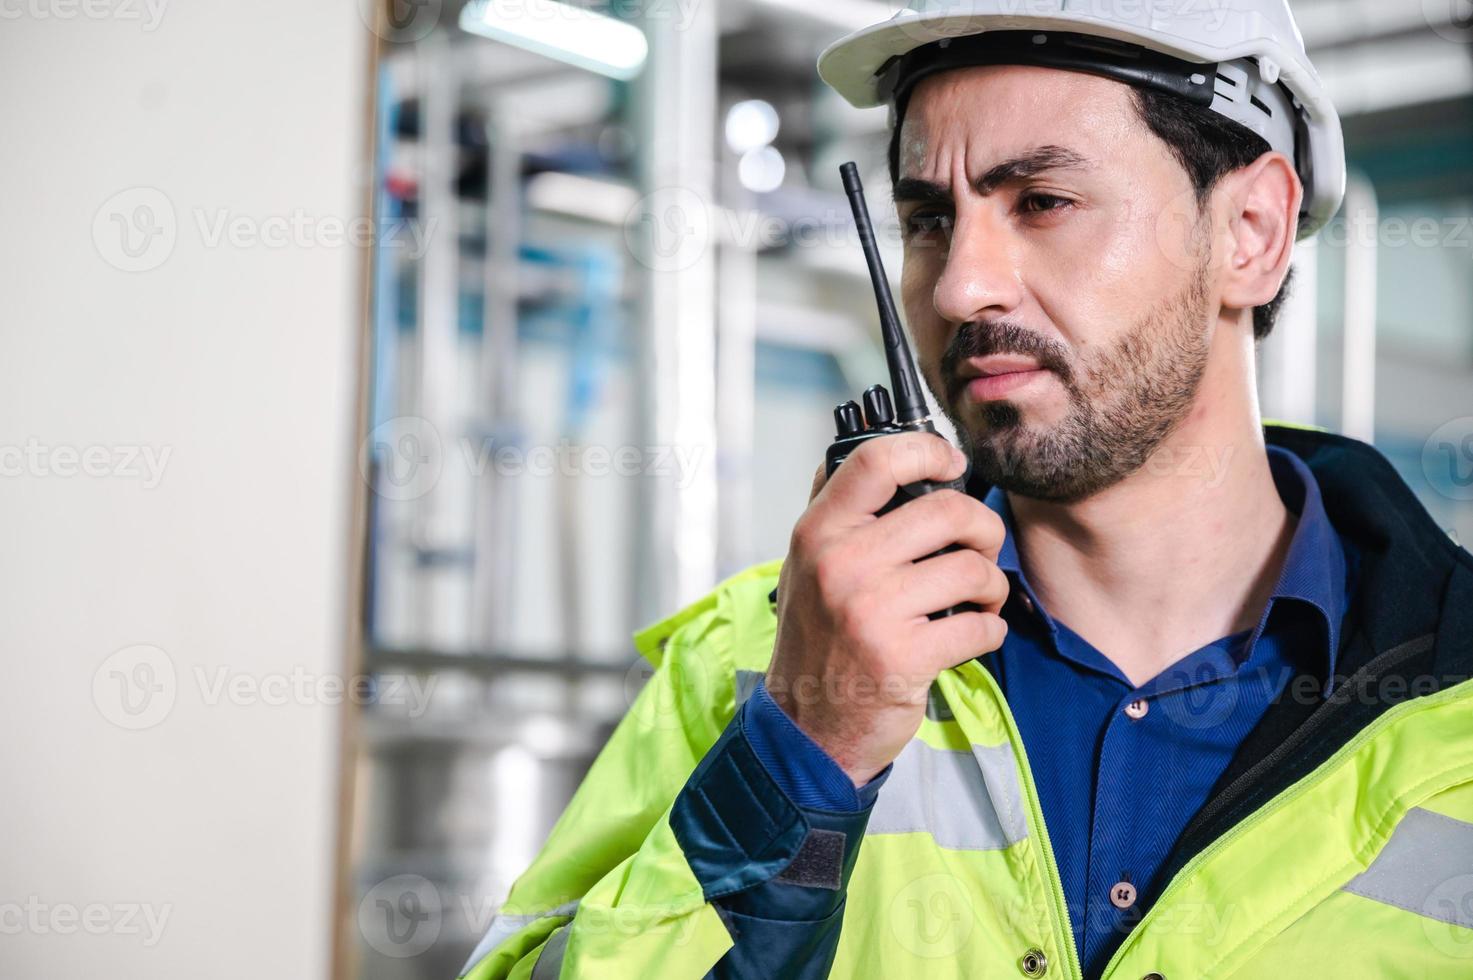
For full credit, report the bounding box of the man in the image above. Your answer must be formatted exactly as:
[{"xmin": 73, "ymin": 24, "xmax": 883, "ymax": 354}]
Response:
[{"xmin": 461, "ymin": 3, "xmax": 1473, "ymax": 978}]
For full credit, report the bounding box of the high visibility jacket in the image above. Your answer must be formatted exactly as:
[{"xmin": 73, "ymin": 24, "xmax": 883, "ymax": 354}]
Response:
[{"xmin": 460, "ymin": 424, "xmax": 1473, "ymax": 979}]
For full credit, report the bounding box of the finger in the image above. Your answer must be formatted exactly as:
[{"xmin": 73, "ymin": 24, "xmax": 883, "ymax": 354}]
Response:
[
  {"xmin": 858, "ymin": 488, "xmax": 1007, "ymax": 565},
  {"xmin": 808, "ymin": 460, "xmax": 828, "ymax": 504},
  {"xmin": 815, "ymin": 432, "xmax": 966, "ymax": 527},
  {"xmin": 891, "ymin": 548, "xmax": 1009, "ymax": 621},
  {"xmin": 915, "ymin": 611, "xmax": 1009, "ymax": 673}
]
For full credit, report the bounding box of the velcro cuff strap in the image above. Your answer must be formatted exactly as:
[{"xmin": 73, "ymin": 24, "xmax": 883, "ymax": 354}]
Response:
[
  {"xmin": 774, "ymin": 828, "xmax": 847, "ymax": 890},
  {"xmin": 673, "ymin": 716, "xmax": 812, "ymax": 900}
]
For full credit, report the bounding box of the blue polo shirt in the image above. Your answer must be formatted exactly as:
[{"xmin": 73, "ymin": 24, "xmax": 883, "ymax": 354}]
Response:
[{"xmin": 742, "ymin": 444, "xmax": 1356, "ymax": 977}]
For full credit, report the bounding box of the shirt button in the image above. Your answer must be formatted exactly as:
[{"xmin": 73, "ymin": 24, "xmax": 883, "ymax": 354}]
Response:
[
  {"xmin": 1021, "ymin": 593, "xmax": 1035, "ymax": 613},
  {"xmin": 1110, "ymin": 880, "xmax": 1137, "ymax": 909},
  {"xmin": 1124, "ymin": 699, "xmax": 1149, "ymax": 720}
]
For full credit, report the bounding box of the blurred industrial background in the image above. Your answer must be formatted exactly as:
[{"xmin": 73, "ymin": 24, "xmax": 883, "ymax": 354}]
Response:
[{"xmin": 2, "ymin": 1, "xmax": 1471, "ymax": 978}]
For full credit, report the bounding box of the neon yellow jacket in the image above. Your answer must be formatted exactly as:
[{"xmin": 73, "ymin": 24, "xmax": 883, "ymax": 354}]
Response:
[{"xmin": 461, "ymin": 425, "xmax": 1473, "ymax": 979}]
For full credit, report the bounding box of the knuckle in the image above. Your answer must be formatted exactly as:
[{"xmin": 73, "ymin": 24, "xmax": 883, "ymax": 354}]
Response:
[
  {"xmin": 991, "ymin": 561, "xmax": 1011, "ymax": 596},
  {"xmin": 976, "ymin": 504, "xmax": 1006, "ymax": 546},
  {"xmin": 932, "ymin": 488, "xmax": 969, "ymax": 525},
  {"xmin": 963, "ymin": 549, "xmax": 991, "ymax": 584},
  {"xmin": 790, "ymin": 514, "xmax": 820, "ymax": 554}
]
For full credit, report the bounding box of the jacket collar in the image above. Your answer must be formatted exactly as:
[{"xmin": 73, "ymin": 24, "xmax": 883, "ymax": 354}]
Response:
[{"xmin": 1143, "ymin": 423, "xmax": 1472, "ymax": 893}]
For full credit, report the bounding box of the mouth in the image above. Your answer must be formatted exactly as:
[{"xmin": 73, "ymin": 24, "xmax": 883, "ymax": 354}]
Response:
[{"xmin": 957, "ymin": 355, "xmax": 1052, "ymax": 403}]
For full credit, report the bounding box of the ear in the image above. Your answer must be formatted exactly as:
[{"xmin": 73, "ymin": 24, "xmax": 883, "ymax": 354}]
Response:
[{"xmin": 1217, "ymin": 151, "xmax": 1302, "ymax": 311}]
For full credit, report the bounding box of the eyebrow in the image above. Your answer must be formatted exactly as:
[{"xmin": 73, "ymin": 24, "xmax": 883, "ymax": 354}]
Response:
[{"xmin": 893, "ymin": 145, "xmax": 1093, "ymax": 203}]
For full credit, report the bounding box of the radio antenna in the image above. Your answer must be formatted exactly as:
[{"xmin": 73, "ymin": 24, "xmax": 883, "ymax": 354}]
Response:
[{"xmin": 839, "ymin": 161, "xmax": 928, "ymax": 425}]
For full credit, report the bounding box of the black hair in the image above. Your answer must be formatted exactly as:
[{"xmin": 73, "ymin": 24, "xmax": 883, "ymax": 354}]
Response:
[{"xmin": 886, "ymin": 83, "xmax": 1294, "ymax": 340}]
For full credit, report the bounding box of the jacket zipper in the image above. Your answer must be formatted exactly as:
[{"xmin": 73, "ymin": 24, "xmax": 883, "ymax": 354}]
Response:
[
  {"xmin": 975, "ymin": 664, "xmax": 1084, "ymax": 980},
  {"xmin": 1096, "ymin": 678, "xmax": 1473, "ymax": 979}
]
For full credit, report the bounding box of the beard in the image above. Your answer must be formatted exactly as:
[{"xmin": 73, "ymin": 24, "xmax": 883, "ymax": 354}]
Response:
[{"xmin": 936, "ymin": 261, "xmax": 1212, "ymax": 504}]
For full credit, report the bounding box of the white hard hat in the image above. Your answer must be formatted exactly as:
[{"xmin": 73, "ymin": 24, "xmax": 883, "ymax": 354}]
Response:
[{"xmin": 817, "ymin": 0, "xmax": 1345, "ymax": 239}]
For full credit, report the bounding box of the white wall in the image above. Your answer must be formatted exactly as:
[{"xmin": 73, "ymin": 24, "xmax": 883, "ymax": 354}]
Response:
[{"xmin": 0, "ymin": 4, "xmax": 369, "ymax": 978}]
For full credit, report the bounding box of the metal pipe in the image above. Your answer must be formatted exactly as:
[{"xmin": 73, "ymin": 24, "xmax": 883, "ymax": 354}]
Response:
[
  {"xmin": 629, "ymin": 1, "xmax": 720, "ymax": 623},
  {"xmin": 1341, "ymin": 173, "xmax": 1379, "ymax": 443}
]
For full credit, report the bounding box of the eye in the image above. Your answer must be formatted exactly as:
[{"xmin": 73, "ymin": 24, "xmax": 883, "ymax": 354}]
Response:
[
  {"xmin": 904, "ymin": 210, "xmax": 953, "ymax": 238},
  {"xmin": 1020, "ymin": 193, "xmax": 1072, "ymax": 215}
]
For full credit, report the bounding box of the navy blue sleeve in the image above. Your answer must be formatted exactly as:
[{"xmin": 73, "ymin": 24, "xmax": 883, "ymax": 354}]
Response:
[
  {"xmin": 668, "ymin": 685, "xmax": 893, "ymax": 979},
  {"xmin": 741, "ymin": 678, "xmax": 891, "ymax": 811}
]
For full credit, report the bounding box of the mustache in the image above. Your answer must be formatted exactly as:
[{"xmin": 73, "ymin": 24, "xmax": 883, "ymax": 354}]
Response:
[{"xmin": 941, "ymin": 321, "xmax": 1074, "ymax": 402}]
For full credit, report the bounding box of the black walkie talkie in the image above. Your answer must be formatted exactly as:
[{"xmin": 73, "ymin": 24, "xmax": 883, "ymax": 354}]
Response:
[{"xmin": 822, "ymin": 161, "xmax": 980, "ymax": 620}]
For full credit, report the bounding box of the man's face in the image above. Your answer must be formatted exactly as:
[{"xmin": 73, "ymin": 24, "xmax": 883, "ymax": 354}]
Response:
[{"xmin": 896, "ymin": 64, "xmax": 1219, "ymax": 503}]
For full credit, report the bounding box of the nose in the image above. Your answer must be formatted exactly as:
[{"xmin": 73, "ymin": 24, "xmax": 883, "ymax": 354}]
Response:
[{"xmin": 931, "ymin": 207, "xmax": 1025, "ymax": 325}]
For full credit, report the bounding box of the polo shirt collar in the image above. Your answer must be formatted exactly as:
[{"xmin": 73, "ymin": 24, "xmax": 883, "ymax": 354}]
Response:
[{"xmin": 981, "ymin": 443, "xmax": 1351, "ymax": 682}]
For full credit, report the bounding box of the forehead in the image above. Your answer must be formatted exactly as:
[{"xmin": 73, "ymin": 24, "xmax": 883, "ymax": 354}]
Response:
[{"xmin": 897, "ymin": 64, "xmax": 1141, "ymax": 177}]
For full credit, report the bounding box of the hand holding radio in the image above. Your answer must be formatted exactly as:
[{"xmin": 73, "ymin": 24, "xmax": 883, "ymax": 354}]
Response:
[{"xmin": 763, "ymin": 163, "xmax": 1011, "ymax": 788}]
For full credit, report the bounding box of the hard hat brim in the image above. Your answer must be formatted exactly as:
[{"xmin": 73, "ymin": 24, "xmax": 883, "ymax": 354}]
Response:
[{"xmin": 817, "ymin": 12, "xmax": 1346, "ymax": 239}]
